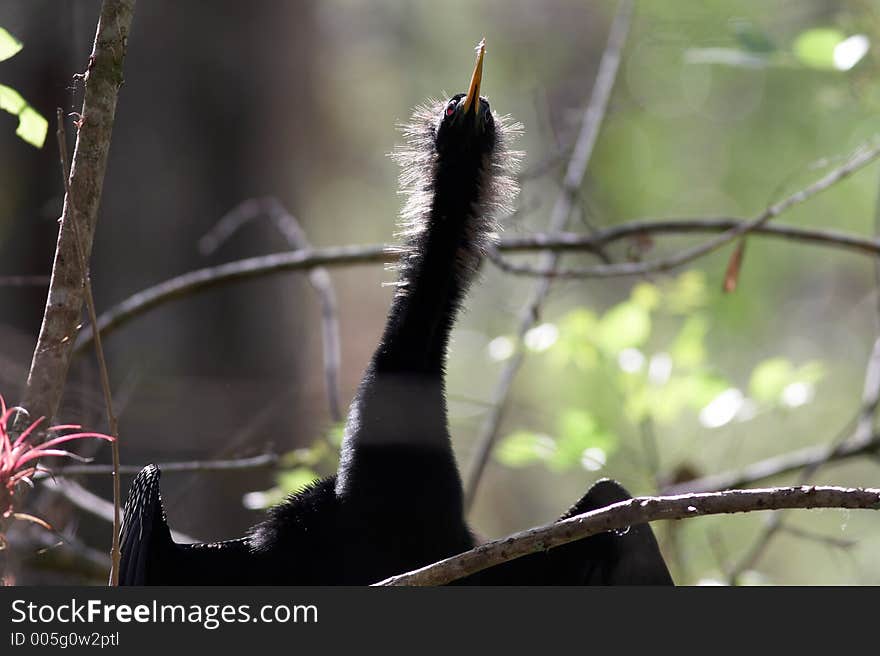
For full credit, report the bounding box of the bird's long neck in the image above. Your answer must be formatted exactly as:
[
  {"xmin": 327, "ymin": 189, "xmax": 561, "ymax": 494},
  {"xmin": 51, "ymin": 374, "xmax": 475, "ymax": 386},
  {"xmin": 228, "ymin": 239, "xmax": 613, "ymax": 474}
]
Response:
[
  {"xmin": 335, "ymin": 148, "xmax": 490, "ymax": 497},
  {"xmin": 380, "ymin": 159, "xmax": 485, "ymax": 372}
]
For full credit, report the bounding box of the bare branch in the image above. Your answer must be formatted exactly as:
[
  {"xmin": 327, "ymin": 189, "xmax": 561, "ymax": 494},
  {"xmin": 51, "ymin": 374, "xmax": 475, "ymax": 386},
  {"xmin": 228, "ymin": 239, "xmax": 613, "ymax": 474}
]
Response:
[
  {"xmin": 463, "ymin": 0, "xmax": 635, "ymax": 509},
  {"xmin": 19, "ymin": 0, "xmax": 135, "ymax": 426},
  {"xmin": 661, "ymin": 431, "xmax": 880, "ymax": 495},
  {"xmin": 200, "ymin": 197, "xmax": 344, "ymax": 423},
  {"xmin": 73, "ymin": 244, "xmax": 386, "ymax": 354},
  {"xmin": 488, "ymin": 139, "xmax": 880, "ymax": 279},
  {"xmin": 374, "ymin": 485, "xmax": 880, "ymax": 586},
  {"xmin": 43, "ymin": 452, "xmax": 278, "ymax": 476}
]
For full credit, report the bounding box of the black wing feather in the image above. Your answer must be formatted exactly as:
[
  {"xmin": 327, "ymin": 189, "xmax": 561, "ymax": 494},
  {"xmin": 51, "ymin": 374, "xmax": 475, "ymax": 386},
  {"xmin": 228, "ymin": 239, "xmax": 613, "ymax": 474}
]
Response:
[{"xmin": 119, "ymin": 464, "xmax": 175, "ymax": 585}]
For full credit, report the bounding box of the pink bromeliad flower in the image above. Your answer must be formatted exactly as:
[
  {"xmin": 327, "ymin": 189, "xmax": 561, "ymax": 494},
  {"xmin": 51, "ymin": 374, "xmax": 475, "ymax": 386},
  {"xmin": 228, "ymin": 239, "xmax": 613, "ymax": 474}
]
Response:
[{"xmin": 0, "ymin": 395, "xmax": 115, "ymax": 525}]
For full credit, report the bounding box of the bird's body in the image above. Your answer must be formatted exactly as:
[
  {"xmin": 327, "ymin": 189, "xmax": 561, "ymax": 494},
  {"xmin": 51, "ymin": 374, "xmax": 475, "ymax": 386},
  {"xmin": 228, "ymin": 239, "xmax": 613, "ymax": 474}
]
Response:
[{"xmin": 119, "ymin": 42, "xmax": 673, "ymax": 586}]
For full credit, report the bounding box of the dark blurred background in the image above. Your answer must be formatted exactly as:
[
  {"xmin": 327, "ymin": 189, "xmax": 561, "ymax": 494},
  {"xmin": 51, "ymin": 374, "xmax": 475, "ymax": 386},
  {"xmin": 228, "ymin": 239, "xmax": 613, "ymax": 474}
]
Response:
[{"xmin": 2, "ymin": 0, "xmax": 880, "ymax": 584}]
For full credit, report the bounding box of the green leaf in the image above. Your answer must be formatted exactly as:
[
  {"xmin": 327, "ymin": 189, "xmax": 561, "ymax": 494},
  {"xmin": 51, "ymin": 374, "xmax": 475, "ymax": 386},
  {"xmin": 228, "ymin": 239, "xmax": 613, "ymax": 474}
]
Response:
[
  {"xmin": 666, "ymin": 270, "xmax": 708, "ymax": 314},
  {"xmin": 794, "ymin": 360, "xmax": 825, "ymax": 384},
  {"xmin": 749, "ymin": 357, "xmax": 794, "ymax": 403},
  {"xmin": 671, "ymin": 315, "xmax": 709, "ymax": 368},
  {"xmin": 555, "ymin": 309, "xmax": 599, "ymax": 369},
  {"xmin": 0, "ymin": 27, "xmax": 23, "ymax": 62},
  {"xmin": 597, "ymin": 301, "xmax": 651, "ymax": 353},
  {"xmin": 0, "ymin": 84, "xmax": 47, "ymax": 148},
  {"xmin": 550, "ymin": 409, "xmax": 617, "ymax": 470},
  {"xmin": 16, "ymin": 106, "xmax": 47, "ymax": 147},
  {"xmin": 0, "ymin": 83, "xmax": 25, "ymax": 114},
  {"xmin": 495, "ymin": 431, "xmax": 555, "ymax": 468},
  {"xmin": 631, "ymin": 282, "xmax": 661, "ymax": 310},
  {"xmin": 794, "ymin": 28, "xmax": 846, "ymax": 70}
]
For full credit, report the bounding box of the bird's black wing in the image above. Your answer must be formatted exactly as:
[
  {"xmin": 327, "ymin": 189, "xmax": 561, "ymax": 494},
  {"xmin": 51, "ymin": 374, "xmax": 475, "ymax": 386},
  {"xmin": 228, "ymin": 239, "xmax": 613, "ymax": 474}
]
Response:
[
  {"xmin": 119, "ymin": 464, "xmax": 254, "ymax": 585},
  {"xmin": 476, "ymin": 478, "xmax": 673, "ymax": 585},
  {"xmin": 119, "ymin": 464, "xmax": 173, "ymax": 585}
]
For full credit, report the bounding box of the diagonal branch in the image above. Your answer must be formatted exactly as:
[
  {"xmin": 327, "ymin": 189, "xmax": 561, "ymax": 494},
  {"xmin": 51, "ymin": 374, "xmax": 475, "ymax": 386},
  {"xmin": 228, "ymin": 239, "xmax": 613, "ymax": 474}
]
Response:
[
  {"xmin": 374, "ymin": 485, "xmax": 880, "ymax": 586},
  {"xmin": 661, "ymin": 431, "xmax": 880, "ymax": 496},
  {"xmin": 463, "ymin": 0, "xmax": 635, "ymax": 509},
  {"xmin": 69, "ymin": 220, "xmax": 880, "ymax": 355},
  {"xmin": 487, "ymin": 138, "xmax": 880, "ymax": 279}
]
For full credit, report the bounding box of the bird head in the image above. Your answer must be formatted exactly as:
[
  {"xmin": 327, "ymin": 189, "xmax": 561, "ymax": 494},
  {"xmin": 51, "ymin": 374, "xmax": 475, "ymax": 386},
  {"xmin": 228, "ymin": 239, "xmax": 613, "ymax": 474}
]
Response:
[{"xmin": 435, "ymin": 39, "xmax": 496, "ymax": 156}]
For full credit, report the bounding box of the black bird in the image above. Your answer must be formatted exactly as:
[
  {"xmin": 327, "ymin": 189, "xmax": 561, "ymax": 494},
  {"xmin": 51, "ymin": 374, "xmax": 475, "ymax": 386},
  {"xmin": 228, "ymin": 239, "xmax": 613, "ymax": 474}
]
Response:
[{"xmin": 119, "ymin": 42, "xmax": 672, "ymax": 586}]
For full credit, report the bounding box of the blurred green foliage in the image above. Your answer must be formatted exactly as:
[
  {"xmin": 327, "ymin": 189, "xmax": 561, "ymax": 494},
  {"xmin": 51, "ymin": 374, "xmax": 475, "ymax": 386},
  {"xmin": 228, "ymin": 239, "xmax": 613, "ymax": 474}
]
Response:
[
  {"xmin": 494, "ymin": 270, "xmax": 826, "ymax": 473},
  {"xmin": 0, "ymin": 26, "xmax": 46, "ymax": 148}
]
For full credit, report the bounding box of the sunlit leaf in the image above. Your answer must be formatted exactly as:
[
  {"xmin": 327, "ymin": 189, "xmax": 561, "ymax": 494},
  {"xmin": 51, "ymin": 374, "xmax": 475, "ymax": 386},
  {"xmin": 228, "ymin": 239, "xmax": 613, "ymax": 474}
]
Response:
[
  {"xmin": 16, "ymin": 106, "xmax": 47, "ymax": 147},
  {"xmin": 0, "ymin": 27, "xmax": 23, "ymax": 62},
  {"xmin": 794, "ymin": 360, "xmax": 826, "ymax": 384},
  {"xmin": 554, "ymin": 309, "xmax": 599, "ymax": 369},
  {"xmin": 524, "ymin": 323, "xmax": 558, "ymax": 352},
  {"xmin": 495, "ymin": 431, "xmax": 555, "ymax": 468},
  {"xmin": 631, "ymin": 281, "xmax": 661, "ymax": 310},
  {"xmin": 0, "ymin": 83, "xmax": 25, "ymax": 114},
  {"xmin": 0, "ymin": 84, "xmax": 47, "ymax": 148},
  {"xmin": 671, "ymin": 315, "xmax": 709, "ymax": 369},
  {"xmin": 597, "ymin": 301, "xmax": 651, "ymax": 353},
  {"xmin": 667, "ymin": 270, "xmax": 709, "ymax": 314},
  {"xmin": 749, "ymin": 357, "xmax": 794, "ymax": 403},
  {"xmin": 279, "ymin": 442, "xmax": 327, "ymax": 468},
  {"xmin": 549, "ymin": 409, "xmax": 617, "ymax": 470},
  {"xmin": 833, "ymin": 34, "xmax": 870, "ymax": 71},
  {"xmin": 794, "ymin": 28, "xmax": 846, "ymax": 71}
]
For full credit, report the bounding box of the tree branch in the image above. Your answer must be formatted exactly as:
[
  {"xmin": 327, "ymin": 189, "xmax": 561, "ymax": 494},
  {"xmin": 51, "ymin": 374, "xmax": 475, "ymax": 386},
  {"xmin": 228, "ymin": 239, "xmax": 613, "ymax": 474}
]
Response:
[
  {"xmin": 43, "ymin": 452, "xmax": 278, "ymax": 476},
  {"xmin": 69, "ymin": 219, "xmax": 880, "ymax": 355},
  {"xmin": 19, "ymin": 0, "xmax": 135, "ymax": 426},
  {"xmin": 661, "ymin": 431, "xmax": 880, "ymax": 495},
  {"xmin": 488, "ymin": 138, "xmax": 880, "ymax": 279},
  {"xmin": 374, "ymin": 485, "xmax": 880, "ymax": 586}
]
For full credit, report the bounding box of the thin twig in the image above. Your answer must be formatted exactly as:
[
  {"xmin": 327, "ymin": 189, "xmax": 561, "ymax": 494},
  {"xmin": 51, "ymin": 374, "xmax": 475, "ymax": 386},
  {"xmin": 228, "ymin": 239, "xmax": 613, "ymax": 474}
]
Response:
[
  {"xmin": 55, "ymin": 108, "xmax": 122, "ymax": 586},
  {"xmin": 779, "ymin": 524, "xmax": 857, "ymax": 550},
  {"xmin": 42, "ymin": 452, "xmax": 278, "ymax": 476},
  {"xmin": 661, "ymin": 431, "xmax": 880, "ymax": 495},
  {"xmin": 463, "ymin": 0, "xmax": 635, "ymax": 509},
  {"xmin": 488, "ymin": 139, "xmax": 880, "ymax": 279},
  {"xmin": 374, "ymin": 485, "xmax": 880, "ymax": 586}
]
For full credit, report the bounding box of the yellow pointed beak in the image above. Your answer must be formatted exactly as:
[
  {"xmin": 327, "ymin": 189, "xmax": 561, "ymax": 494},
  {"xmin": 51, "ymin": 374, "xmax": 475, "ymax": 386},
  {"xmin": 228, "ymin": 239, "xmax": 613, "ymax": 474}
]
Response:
[{"xmin": 461, "ymin": 39, "xmax": 485, "ymax": 116}]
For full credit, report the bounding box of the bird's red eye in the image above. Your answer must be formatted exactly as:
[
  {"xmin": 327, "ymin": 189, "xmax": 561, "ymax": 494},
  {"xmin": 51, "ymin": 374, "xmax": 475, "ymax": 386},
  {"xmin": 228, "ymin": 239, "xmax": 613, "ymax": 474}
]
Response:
[{"xmin": 446, "ymin": 102, "xmax": 456, "ymax": 116}]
